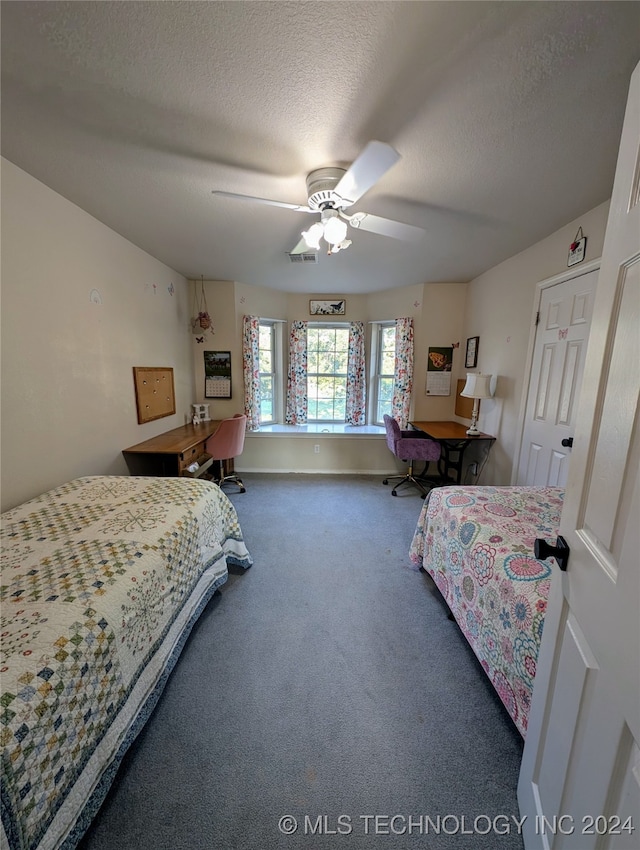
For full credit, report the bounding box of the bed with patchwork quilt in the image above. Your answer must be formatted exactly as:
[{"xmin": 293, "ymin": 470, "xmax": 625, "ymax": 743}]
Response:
[
  {"xmin": 0, "ymin": 475, "xmax": 252, "ymax": 850},
  {"xmin": 409, "ymin": 485, "xmax": 563, "ymax": 738}
]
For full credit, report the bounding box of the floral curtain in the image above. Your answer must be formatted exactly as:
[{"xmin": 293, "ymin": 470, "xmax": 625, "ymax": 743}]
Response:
[
  {"xmin": 345, "ymin": 321, "xmax": 366, "ymax": 425},
  {"xmin": 391, "ymin": 317, "xmax": 414, "ymax": 428},
  {"xmin": 285, "ymin": 320, "xmax": 308, "ymax": 424},
  {"xmin": 242, "ymin": 315, "xmax": 261, "ymax": 430}
]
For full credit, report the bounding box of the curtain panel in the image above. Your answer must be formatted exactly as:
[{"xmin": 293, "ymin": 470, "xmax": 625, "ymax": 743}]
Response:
[
  {"xmin": 242, "ymin": 315, "xmax": 261, "ymax": 430},
  {"xmin": 391, "ymin": 317, "xmax": 414, "ymax": 428},
  {"xmin": 285, "ymin": 320, "xmax": 308, "ymax": 424},
  {"xmin": 345, "ymin": 321, "xmax": 366, "ymax": 425}
]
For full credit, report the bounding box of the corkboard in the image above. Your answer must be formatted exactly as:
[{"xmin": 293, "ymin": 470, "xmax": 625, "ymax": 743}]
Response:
[
  {"xmin": 133, "ymin": 367, "xmax": 176, "ymax": 424},
  {"xmin": 454, "ymin": 378, "xmax": 476, "ymax": 419}
]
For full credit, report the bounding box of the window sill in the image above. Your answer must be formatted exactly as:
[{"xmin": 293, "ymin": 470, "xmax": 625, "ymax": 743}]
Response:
[{"xmin": 248, "ymin": 423, "xmax": 385, "ymax": 437}]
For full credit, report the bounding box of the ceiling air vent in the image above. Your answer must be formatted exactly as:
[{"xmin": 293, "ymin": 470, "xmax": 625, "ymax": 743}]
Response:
[{"xmin": 287, "ymin": 252, "xmax": 319, "ymax": 264}]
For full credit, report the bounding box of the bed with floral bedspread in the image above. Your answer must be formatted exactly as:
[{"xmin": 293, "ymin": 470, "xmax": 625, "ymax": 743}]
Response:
[
  {"xmin": 409, "ymin": 485, "xmax": 563, "ymax": 738},
  {"xmin": 1, "ymin": 476, "xmax": 252, "ymax": 850}
]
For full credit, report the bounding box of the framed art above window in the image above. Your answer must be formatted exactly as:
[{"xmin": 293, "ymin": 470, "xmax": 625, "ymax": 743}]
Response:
[
  {"xmin": 465, "ymin": 336, "xmax": 479, "ymax": 368},
  {"xmin": 309, "ymin": 299, "xmax": 346, "ymax": 316}
]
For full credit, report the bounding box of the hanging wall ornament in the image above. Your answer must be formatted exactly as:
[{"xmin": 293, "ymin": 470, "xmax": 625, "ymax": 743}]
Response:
[
  {"xmin": 567, "ymin": 227, "xmax": 587, "ymax": 267},
  {"xmin": 191, "ymin": 276, "xmax": 214, "ymax": 338}
]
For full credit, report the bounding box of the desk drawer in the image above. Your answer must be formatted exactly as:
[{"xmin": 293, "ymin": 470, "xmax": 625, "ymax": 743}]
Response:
[
  {"xmin": 181, "ymin": 454, "xmax": 214, "ymax": 479},
  {"xmin": 179, "ymin": 442, "xmax": 205, "ymax": 470}
]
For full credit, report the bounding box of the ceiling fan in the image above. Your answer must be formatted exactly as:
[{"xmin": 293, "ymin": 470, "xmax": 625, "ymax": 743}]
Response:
[{"xmin": 212, "ymin": 140, "xmax": 425, "ymax": 256}]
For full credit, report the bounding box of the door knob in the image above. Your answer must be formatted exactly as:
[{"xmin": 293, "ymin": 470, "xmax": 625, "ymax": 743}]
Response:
[
  {"xmin": 561, "ymin": 437, "xmax": 573, "ymax": 448},
  {"xmin": 534, "ymin": 536, "xmax": 570, "ymax": 572}
]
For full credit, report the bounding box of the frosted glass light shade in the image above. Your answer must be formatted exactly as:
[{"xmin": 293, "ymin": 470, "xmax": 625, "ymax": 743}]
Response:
[
  {"xmin": 301, "ymin": 222, "xmax": 323, "ymax": 250},
  {"xmin": 322, "ymin": 215, "xmax": 348, "ymax": 246},
  {"xmin": 460, "ymin": 372, "xmax": 492, "ymax": 399}
]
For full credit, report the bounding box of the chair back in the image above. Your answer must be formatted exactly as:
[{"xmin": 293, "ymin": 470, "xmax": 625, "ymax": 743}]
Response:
[
  {"xmin": 383, "ymin": 414, "xmax": 401, "ymax": 456},
  {"xmin": 205, "ymin": 414, "xmax": 247, "ymax": 461}
]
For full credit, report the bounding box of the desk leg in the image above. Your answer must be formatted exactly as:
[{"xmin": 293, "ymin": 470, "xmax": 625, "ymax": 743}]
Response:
[{"xmin": 437, "ymin": 440, "xmax": 471, "ymax": 485}]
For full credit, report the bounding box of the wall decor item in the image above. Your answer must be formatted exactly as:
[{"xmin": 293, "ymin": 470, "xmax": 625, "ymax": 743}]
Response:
[
  {"xmin": 567, "ymin": 227, "xmax": 587, "ymax": 267},
  {"xmin": 426, "ymin": 346, "xmax": 453, "ymax": 395},
  {"xmin": 133, "ymin": 367, "xmax": 176, "ymax": 424},
  {"xmin": 465, "ymin": 336, "xmax": 479, "ymax": 368},
  {"xmin": 309, "ymin": 299, "xmax": 346, "ymax": 315},
  {"xmin": 191, "ymin": 276, "xmax": 214, "ymax": 338},
  {"xmin": 204, "ymin": 351, "xmax": 232, "ymax": 398}
]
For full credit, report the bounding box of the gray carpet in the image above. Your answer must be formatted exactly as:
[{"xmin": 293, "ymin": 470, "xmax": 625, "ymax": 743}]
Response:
[{"xmin": 79, "ymin": 474, "xmax": 525, "ymax": 850}]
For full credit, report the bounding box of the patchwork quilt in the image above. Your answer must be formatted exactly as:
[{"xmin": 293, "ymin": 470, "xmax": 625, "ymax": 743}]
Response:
[
  {"xmin": 1, "ymin": 476, "xmax": 252, "ymax": 850},
  {"xmin": 410, "ymin": 485, "xmax": 563, "ymax": 738}
]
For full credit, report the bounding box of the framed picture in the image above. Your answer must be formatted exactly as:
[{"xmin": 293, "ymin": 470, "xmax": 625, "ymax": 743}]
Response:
[
  {"xmin": 132, "ymin": 367, "xmax": 176, "ymax": 424},
  {"xmin": 309, "ymin": 299, "xmax": 346, "ymax": 316},
  {"xmin": 465, "ymin": 336, "xmax": 479, "ymax": 368},
  {"xmin": 204, "ymin": 351, "xmax": 232, "ymax": 398}
]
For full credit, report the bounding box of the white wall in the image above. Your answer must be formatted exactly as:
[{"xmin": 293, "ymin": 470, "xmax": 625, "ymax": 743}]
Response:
[
  {"xmin": 461, "ymin": 201, "xmax": 610, "ymax": 484},
  {"xmin": 1, "ymin": 159, "xmax": 194, "ymax": 510}
]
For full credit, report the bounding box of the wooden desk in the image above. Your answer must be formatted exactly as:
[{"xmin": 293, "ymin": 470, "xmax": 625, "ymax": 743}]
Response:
[
  {"xmin": 123, "ymin": 420, "xmax": 221, "ymax": 477},
  {"xmin": 410, "ymin": 420, "xmax": 496, "ymax": 484}
]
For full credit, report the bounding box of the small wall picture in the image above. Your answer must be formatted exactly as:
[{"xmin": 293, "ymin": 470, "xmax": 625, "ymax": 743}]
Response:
[
  {"xmin": 465, "ymin": 336, "xmax": 479, "ymax": 368},
  {"xmin": 309, "ymin": 299, "xmax": 346, "ymax": 315},
  {"xmin": 567, "ymin": 236, "xmax": 587, "ymax": 267},
  {"xmin": 204, "ymin": 351, "xmax": 232, "ymax": 398}
]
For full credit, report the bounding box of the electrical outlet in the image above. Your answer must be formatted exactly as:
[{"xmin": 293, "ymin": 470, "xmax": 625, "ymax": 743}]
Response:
[
  {"xmin": 470, "ymin": 462, "xmax": 478, "ymax": 475},
  {"xmin": 314, "ymin": 444, "xmax": 320, "ymax": 453}
]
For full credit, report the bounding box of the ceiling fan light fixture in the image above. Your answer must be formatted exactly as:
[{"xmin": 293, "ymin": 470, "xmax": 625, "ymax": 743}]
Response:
[
  {"xmin": 301, "ymin": 222, "xmax": 323, "ymax": 250},
  {"xmin": 321, "ymin": 210, "xmax": 348, "ymax": 246}
]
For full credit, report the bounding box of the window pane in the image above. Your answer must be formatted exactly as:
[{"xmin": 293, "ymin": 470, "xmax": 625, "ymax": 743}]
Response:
[
  {"xmin": 259, "ymin": 326, "xmax": 272, "ymax": 347},
  {"xmin": 307, "ymin": 350, "xmax": 319, "ymax": 372},
  {"xmin": 307, "ymin": 325, "xmax": 349, "ymax": 422},
  {"xmin": 381, "ymin": 326, "xmax": 395, "ymax": 348},
  {"xmin": 259, "ymin": 349, "xmax": 272, "ymax": 372},
  {"xmin": 378, "ymin": 376, "xmax": 394, "ymax": 402},
  {"xmin": 259, "ymin": 322, "xmax": 276, "ymax": 424},
  {"xmin": 381, "ymin": 350, "xmax": 395, "ymax": 374},
  {"xmin": 372, "ymin": 324, "xmax": 395, "ymax": 425},
  {"xmin": 376, "ymin": 377, "xmax": 393, "ymax": 421}
]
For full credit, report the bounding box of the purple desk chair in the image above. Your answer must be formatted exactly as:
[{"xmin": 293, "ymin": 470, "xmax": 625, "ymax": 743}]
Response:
[
  {"xmin": 204, "ymin": 413, "xmax": 247, "ymax": 493},
  {"xmin": 382, "ymin": 414, "xmax": 441, "ymax": 498}
]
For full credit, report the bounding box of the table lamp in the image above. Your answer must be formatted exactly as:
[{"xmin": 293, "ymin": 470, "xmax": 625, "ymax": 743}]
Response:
[{"xmin": 460, "ymin": 373, "xmax": 493, "ymax": 435}]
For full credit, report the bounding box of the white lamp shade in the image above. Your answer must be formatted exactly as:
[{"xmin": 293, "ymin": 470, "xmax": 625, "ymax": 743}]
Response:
[{"xmin": 460, "ymin": 373, "xmax": 492, "ymax": 399}]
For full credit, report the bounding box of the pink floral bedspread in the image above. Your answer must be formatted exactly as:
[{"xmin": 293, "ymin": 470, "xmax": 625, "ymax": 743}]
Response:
[{"xmin": 409, "ymin": 485, "xmax": 563, "ymax": 737}]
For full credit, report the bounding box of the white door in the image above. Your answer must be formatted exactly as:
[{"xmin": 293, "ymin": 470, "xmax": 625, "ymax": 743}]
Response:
[
  {"xmin": 518, "ymin": 60, "xmax": 640, "ymax": 849},
  {"xmin": 516, "ymin": 268, "xmax": 597, "ymax": 487}
]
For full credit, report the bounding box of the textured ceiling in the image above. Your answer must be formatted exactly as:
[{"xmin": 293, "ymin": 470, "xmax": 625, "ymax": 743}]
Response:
[{"xmin": 2, "ymin": 1, "xmax": 639, "ymax": 294}]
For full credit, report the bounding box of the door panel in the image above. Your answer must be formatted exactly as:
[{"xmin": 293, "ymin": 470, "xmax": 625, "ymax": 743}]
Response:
[{"xmin": 517, "ymin": 271, "xmax": 597, "ymax": 487}]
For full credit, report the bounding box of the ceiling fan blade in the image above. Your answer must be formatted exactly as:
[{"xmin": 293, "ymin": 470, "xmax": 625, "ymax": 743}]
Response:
[
  {"xmin": 212, "ymin": 190, "xmax": 312, "ymax": 213},
  {"xmin": 334, "ymin": 141, "xmax": 401, "ymax": 207},
  {"xmin": 349, "ymin": 211, "xmax": 425, "ymax": 242}
]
